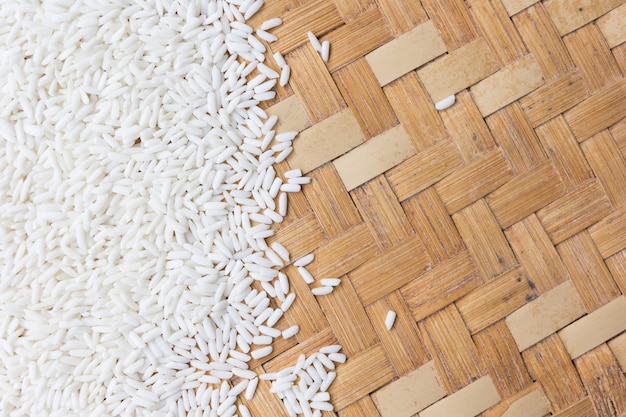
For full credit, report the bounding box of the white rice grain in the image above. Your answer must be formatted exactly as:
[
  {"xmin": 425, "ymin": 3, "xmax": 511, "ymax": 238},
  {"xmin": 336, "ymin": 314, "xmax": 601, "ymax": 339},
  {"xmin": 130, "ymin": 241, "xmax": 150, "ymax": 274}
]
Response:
[{"xmin": 385, "ymin": 310, "xmax": 397, "ymax": 330}]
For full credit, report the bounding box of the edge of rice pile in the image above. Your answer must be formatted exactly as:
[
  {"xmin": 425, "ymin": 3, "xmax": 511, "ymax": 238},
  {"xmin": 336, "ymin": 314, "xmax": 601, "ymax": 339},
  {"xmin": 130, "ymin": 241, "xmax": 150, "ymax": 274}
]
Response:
[{"xmin": 0, "ymin": 1, "xmax": 343, "ymax": 416}]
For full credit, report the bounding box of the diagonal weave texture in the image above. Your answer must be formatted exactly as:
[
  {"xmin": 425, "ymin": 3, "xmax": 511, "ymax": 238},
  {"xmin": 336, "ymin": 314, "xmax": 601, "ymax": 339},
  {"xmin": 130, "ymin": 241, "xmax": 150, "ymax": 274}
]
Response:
[{"xmin": 246, "ymin": 1, "xmax": 626, "ymax": 416}]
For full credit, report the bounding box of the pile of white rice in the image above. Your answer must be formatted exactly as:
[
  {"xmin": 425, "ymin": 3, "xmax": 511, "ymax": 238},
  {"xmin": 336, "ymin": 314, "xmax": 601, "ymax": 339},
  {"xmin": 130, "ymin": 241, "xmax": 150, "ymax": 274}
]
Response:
[{"xmin": 0, "ymin": 1, "xmax": 342, "ymax": 416}]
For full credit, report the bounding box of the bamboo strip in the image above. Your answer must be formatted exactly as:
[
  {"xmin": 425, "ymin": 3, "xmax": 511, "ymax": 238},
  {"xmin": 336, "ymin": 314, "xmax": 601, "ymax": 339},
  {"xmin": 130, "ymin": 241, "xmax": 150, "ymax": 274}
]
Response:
[
  {"xmin": 351, "ymin": 176, "xmax": 413, "ymax": 249},
  {"xmin": 452, "ymin": 200, "xmax": 517, "ymax": 280},
  {"xmin": 557, "ymin": 231, "xmax": 621, "ymax": 311}
]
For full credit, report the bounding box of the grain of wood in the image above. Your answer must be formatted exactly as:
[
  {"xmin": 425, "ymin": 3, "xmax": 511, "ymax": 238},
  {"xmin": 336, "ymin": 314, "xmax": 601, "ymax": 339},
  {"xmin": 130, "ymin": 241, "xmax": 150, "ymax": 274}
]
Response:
[
  {"xmin": 574, "ymin": 344, "xmax": 626, "ymax": 416},
  {"xmin": 534, "ymin": 116, "xmax": 593, "ymax": 191},
  {"xmin": 467, "ymin": 0, "xmax": 528, "ymax": 66},
  {"xmin": 564, "ymin": 24, "xmax": 623, "ymax": 94},
  {"xmin": 338, "ymin": 396, "xmax": 383, "ymax": 417},
  {"xmin": 316, "ymin": 277, "xmax": 378, "ymax": 356},
  {"xmin": 439, "ymin": 91, "xmax": 497, "ymax": 163},
  {"xmin": 374, "ymin": 0, "xmax": 428, "ymax": 36},
  {"xmin": 322, "ymin": 8, "xmax": 393, "ymax": 72},
  {"xmin": 474, "ymin": 322, "xmax": 534, "ymax": 397},
  {"xmin": 365, "ymin": 292, "xmax": 430, "ymax": 376},
  {"xmin": 581, "ymin": 130, "xmax": 626, "ymax": 209},
  {"xmin": 271, "ymin": 0, "xmax": 344, "ymax": 53},
  {"xmin": 420, "ymin": 0, "xmax": 479, "ymax": 50},
  {"xmin": 419, "ymin": 305, "xmax": 487, "ymax": 392},
  {"xmin": 349, "ymin": 235, "xmax": 431, "ymax": 305},
  {"xmin": 522, "ymin": 336, "xmax": 586, "ymax": 411},
  {"xmin": 557, "ymin": 231, "xmax": 621, "ymax": 311},
  {"xmin": 485, "ymin": 102, "xmax": 548, "ymax": 173},
  {"xmin": 513, "ymin": 4, "xmax": 575, "ymax": 80},
  {"xmin": 536, "ymin": 179, "xmax": 612, "ymax": 244},
  {"xmin": 402, "ymin": 251, "xmax": 481, "ymax": 322},
  {"xmin": 286, "ymin": 43, "xmax": 345, "ymax": 122},
  {"xmin": 551, "ymin": 397, "xmax": 598, "ymax": 417},
  {"xmin": 486, "ymin": 161, "xmax": 565, "ymax": 228},
  {"xmin": 564, "ymin": 78, "xmax": 626, "ymax": 141},
  {"xmin": 436, "ymin": 148, "xmax": 514, "ymax": 214},
  {"xmin": 453, "ymin": 200, "xmax": 518, "ymax": 281},
  {"xmin": 520, "ymin": 70, "xmax": 588, "ymax": 127},
  {"xmin": 505, "ymin": 214, "xmax": 570, "ymax": 294},
  {"xmin": 328, "ymin": 344, "xmax": 395, "ymax": 410},
  {"xmin": 302, "ymin": 163, "xmax": 362, "ymax": 239},
  {"xmin": 457, "ymin": 267, "xmax": 536, "ymax": 334},
  {"xmin": 351, "ymin": 176, "xmax": 413, "ymax": 249},
  {"xmin": 333, "ymin": 58, "xmax": 398, "ymax": 139},
  {"xmin": 384, "ymin": 72, "xmax": 447, "ymax": 150},
  {"xmin": 386, "ymin": 140, "xmax": 463, "ymax": 202}
]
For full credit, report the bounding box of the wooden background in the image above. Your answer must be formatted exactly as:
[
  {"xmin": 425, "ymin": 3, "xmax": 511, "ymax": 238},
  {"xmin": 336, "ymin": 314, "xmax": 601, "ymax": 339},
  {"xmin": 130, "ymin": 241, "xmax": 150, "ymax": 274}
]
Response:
[{"xmin": 243, "ymin": 1, "xmax": 626, "ymax": 416}]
